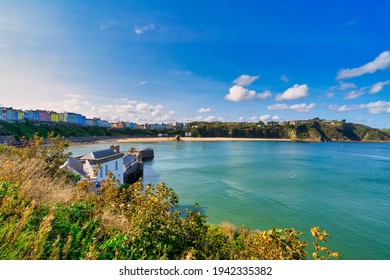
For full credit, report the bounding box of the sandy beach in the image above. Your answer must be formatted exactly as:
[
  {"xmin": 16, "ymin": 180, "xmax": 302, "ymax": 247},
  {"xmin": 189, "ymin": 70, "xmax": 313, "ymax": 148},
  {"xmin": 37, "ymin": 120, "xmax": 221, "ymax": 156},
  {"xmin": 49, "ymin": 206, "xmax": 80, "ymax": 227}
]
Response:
[{"xmin": 116, "ymin": 137, "xmax": 291, "ymax": 143}]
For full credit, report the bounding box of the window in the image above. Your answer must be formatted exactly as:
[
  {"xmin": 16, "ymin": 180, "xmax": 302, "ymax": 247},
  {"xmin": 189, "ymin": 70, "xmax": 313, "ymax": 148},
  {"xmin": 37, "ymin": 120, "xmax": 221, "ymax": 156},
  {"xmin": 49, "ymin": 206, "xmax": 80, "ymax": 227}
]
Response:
[
  {"xmin": 105, "ymin": 165, "xmax": 108, "ymax": 175},
  {"xmin": 100, "ymin": 167, "xmax": 103, "ymax": 178},
  {"xmin": 115, "ymin": 161, "xmax": 118, "ymax": 170}
]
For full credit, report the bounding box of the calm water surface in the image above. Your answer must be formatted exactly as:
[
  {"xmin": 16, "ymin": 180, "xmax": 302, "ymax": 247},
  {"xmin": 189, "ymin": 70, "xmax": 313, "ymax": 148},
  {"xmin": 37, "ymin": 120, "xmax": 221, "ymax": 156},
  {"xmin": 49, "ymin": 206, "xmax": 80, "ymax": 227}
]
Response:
[{"xmin": 70, "ymin": 141, "xmax": 390, "ymax": 260}]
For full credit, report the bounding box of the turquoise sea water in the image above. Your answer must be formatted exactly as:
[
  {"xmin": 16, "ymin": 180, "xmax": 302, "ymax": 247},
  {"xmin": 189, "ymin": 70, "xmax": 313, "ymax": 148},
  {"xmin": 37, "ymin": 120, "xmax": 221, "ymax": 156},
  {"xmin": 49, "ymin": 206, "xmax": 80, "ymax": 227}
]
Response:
[{"xmin": 69, "ymin": 141, "xmax": 390, "ymax": 260}]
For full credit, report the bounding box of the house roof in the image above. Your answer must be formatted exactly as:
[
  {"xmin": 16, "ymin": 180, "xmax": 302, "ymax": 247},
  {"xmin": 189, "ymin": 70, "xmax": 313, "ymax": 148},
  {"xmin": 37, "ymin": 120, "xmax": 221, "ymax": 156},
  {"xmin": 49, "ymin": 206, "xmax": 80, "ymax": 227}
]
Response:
[
  {"xmin": 80, "ymin": 149, "xmax": 118, "ymax": 160},
  {"xmin": 123, "ymin": 154, "xmax": 137, "ymax": 166},
  {"xmin": 65, "ymin": 157, "xmax": 86, "ymax": 177}
]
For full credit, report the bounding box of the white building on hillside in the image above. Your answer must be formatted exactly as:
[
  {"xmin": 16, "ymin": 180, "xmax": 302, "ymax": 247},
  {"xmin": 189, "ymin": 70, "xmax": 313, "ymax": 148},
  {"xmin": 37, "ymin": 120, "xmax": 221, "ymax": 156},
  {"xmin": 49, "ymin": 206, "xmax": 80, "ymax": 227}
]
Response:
[{"xmin": 62, "ymin": 146, "xmax": 124, "ymax": 186}]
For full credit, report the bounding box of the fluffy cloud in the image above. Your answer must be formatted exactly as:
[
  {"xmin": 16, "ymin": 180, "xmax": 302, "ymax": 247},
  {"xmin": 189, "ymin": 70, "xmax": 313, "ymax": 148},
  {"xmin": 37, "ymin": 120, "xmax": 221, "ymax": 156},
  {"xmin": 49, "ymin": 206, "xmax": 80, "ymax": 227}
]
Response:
[
  {"xmin": 233, "ymin": 74, "xmax": 260, "ymax": 86},
  {"xmin": 225, "ymin": 86, "xmax": 271, "ymax": 102},
  {"xmin": 289, "ymin": 103, "xmax": 316, "ymax": 112},
  {"xmin": 134, "ymin": 24, "xmax": 155, "ymax": 34},
  {"xmin": 275, "ymin": 84, "xmax": 309, "ymax": 101},
  {"xmin": 197, "ymin": 107, "xmax": 211, "ymax": 113},
  {"xmin": 268, "ymin": 103, "xmax": 289, "ymax": 110},
  {"xmin": 250, "ymin": 115, "xmax": 280, "ymax": 122},
  {"xmin": 331, "ymin": 101, "xmax": 390, "ymax": 114},
  {"xmin": 369, "ymin": 80, "xmax": 390, "ymax": 94},
  {"xmin": 268, "ymin": 102, "xmax": 315, "ymax": 112},
  {"xmin": 336, "ymin": 50, "xmax": 390, "ymax": 80},
  {"xmin": 43, "ymin": 97, "xmax": 173, "ymax": 123},
  {"xmin": 225, "ymin": 74, "xmax": 271, "ymax": 102},
  {"xmin": 259, "ymin": 114, "xmax": 280, "ymax": 122}
]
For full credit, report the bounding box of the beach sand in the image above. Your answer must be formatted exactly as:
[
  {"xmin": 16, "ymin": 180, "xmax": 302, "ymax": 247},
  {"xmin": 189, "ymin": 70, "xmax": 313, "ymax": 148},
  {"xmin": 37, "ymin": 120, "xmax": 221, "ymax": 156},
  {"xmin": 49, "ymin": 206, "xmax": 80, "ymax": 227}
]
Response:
[{"xmin": 116, "ymin": 137, "xmax": 291, "ymax": 143}]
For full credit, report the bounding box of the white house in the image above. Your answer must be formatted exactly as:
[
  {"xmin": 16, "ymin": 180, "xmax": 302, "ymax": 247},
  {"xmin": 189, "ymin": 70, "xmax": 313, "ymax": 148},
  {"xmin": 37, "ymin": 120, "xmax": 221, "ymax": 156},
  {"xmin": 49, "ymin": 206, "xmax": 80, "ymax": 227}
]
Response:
[{"xmin": 62, "ymin": 146, "xmax": 124, "ymax": 186}]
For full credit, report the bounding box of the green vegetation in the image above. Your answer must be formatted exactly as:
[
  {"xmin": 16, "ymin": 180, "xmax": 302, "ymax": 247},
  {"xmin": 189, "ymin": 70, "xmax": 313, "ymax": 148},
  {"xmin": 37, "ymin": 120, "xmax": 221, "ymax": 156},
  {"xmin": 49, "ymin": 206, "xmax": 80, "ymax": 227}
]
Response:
[
  {"xmin": 1, "ymin": 119, "xmax": 389, "ymax": 142},
  {"xmin": 187, "ymin": 119, "xmax": 390, "ymax": 142},
  {"xmin": 0, "ymin": 135, "xmax": 340, "ymax": 260},
  {"xmin": 0, "ymin": 121, "xmax": 156, "ymax": 140}
]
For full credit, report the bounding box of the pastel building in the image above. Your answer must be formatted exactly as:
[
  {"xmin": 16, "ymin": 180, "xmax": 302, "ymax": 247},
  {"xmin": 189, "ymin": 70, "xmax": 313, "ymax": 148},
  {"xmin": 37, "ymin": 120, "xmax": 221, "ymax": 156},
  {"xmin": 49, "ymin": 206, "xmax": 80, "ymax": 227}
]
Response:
[
  {"xmin": 0, "ymin": 107, "xmax": 7, "ymax": 121},
  {"xmin": 58, "ymin": 113, "xmax": 67, "ymax": 123},
  {"xmin": 51, "ymin": 113, "xmax": 59, "ymax": 122},
  {"xmin": 6, "ymin": 108, "xmax": 17, "ymax": 121}
]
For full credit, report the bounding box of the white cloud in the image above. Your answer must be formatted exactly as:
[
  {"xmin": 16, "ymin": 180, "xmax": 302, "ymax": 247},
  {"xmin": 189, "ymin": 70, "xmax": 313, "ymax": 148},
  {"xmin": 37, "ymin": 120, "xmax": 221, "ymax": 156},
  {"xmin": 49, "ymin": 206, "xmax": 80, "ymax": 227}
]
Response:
[
  {"xmin": 332, "ymin": 101, "xmax": 390, "ymax": 114},
  {"xmin": 280, "ymin": 74, "xmax": 289, "ymax": 82},
  {"xmin": 197, "ymin": 107, "xmax": 211, "ymax": 113},
  {"xmin": 233, "ymin": 74, "xmax": 260, "ymax": 86},
  {"xmin": 268, "ymin": 102, "xmax": 315, "ymax": 112},
  {"xmin": 239, "ymin": 117, "xmax": 244, "ymax": 121},
  {"xmin": 225, "ymin": 74, "xmax": 270, "ymax": 102},
  {"xmin": 289, "ymin": 103, "xmax": 316, "ymax": 112},
  {"xmin": 225, "ymin": 85, "xmax": 270, "ymax": 102},
  {"xmin": 369, "ymin": 80, "xmax": 390, "ymax": 94},
  {"xmin": 168, "ymin": 110, "xmax": 175, "ymax": 115},
  {"xmin": 336, "ymin": 50, "xmax": 390, "ymax": 80},
  {"xmin": 275, "ymin": 84, "xmax": 309, "ymax": 101},
  {"xmin": 362, "ymin": 101, "xmax": 390, "ymax": 114},
  {"xmin": 338, "ymin": 82, "xmax": 357, "ymax": 90},
  {"xmin": 258, "ymin": 90, "xmax": 272, "ymax": 100},
  {"xmin": 268, "ymin": 103, "xmax": 289, "ymax": 110},
  {"xmin": 337, "ymin": 105, "xmax": 357, "ymax": 112},
  {"xmin": 134, "ymin": 24, "xmax": 155, "ymax": 34},
  {"xmin": 259, "ymin": 115, "xmax": 271, "ymax": 122},
  {"xmin": 344, "ymin": 88, "xmax": 366, "ymax": 100},
  {"xmin": 252, "ymin": 115, "xmax": 280, "ymax": 122}
]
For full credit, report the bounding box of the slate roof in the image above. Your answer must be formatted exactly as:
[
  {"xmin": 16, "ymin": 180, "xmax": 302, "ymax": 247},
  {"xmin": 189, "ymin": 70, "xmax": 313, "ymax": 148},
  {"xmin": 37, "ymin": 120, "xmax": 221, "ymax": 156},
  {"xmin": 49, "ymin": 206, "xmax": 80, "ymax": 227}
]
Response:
[
  {"xmin": 80, "ymin": 149, "xmax": 118, "ymax": 160},
  {"xmin": 123, "ymin": 154, "xmax": 137, "ymax": 166},
  {"xmin": 65, "ymin": 157, "xmax": 87, "ymax": 177}
]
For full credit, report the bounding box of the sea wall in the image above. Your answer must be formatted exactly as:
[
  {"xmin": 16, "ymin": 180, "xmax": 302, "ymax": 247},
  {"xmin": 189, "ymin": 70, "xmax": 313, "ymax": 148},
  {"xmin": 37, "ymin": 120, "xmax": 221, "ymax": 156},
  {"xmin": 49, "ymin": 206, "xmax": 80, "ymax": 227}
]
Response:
[{"xmin": 138, "ymin": 148, "xmax": 154, "ymax": 161}]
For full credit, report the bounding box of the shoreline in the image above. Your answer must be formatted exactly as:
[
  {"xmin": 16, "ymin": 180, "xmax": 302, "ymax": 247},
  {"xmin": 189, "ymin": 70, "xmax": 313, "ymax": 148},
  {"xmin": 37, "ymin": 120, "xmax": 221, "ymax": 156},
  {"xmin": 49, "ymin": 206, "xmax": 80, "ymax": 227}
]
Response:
[
  {"xmin": 67, "ymin": 136, "xmax": 390, "ymax": 146},
  {"xmin": 116, "ymin": 137, "xmax": 292, "ymax": 143}
]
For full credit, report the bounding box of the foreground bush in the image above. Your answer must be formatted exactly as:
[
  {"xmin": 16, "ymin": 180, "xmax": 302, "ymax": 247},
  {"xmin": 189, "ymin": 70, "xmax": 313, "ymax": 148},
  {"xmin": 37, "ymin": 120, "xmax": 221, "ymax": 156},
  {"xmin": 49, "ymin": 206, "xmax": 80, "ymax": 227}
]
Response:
[{"xmin": 0, "ymin": 136, "xmax": 339, "ymax": 260}]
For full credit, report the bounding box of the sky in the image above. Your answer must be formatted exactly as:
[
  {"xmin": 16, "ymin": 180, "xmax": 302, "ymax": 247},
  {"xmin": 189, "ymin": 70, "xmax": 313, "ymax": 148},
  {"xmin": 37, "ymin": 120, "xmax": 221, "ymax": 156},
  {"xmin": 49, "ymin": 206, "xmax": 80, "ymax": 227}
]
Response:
[{"xmin": 0, "ymin": 0, "xmax": 389, "ymax": 128}]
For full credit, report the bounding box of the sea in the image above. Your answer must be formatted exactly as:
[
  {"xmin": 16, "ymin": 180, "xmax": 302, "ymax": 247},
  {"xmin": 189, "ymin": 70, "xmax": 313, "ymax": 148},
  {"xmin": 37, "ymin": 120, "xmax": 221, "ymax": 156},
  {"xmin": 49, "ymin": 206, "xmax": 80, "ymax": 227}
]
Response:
[{"xmin": 69, "ymin": 140, "xmax": 390, "ymax": 260}]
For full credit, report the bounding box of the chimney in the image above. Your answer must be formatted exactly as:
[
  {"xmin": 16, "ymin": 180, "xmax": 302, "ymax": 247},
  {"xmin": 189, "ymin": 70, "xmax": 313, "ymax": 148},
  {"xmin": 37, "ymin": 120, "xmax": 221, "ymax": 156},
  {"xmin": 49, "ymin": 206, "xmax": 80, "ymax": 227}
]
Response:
[{"xmin": 110, "ymin": 145, "xmax": 120, "ymax": 153}]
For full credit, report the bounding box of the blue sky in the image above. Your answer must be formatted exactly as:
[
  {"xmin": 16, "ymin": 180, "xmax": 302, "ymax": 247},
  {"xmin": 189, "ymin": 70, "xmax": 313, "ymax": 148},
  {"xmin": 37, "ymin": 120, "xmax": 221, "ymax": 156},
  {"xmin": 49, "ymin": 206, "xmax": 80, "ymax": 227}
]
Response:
[{"xmin": 0, "ymin": 0, "xmax": 389, "ymax": 127}]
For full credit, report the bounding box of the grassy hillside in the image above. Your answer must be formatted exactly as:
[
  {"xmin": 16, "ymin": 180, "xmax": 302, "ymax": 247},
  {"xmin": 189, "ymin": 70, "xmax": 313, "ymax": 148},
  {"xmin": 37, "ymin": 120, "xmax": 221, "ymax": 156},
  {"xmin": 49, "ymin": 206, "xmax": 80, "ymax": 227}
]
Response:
[
  {"xmin": 187, "ymin": 120, "xmax": 390, "ymax": 142},
  {"xmin": 0, "ymin": 136, "xmax": 339, "ymax": 260},
  {"xmin": 0, "ymin": 121, "xmax": 157, "ymax": 140}
]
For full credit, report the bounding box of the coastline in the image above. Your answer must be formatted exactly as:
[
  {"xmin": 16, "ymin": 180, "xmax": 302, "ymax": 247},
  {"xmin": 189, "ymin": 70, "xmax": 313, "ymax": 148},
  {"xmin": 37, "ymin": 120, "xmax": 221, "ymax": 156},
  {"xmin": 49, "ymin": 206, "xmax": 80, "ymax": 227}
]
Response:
[
  {"xmin": 116, "ymin": 137, "xmax": 292, "ymax": 143},
  {"xmin": 67, "ymin": 136, "xmax": 390, "ymax": 146}
]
